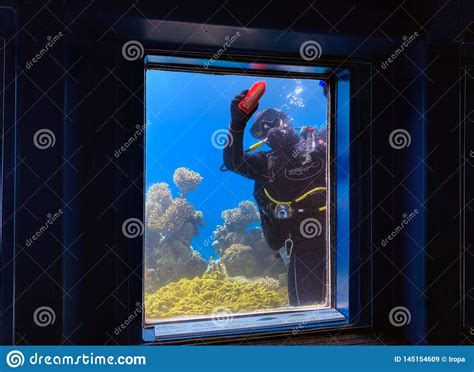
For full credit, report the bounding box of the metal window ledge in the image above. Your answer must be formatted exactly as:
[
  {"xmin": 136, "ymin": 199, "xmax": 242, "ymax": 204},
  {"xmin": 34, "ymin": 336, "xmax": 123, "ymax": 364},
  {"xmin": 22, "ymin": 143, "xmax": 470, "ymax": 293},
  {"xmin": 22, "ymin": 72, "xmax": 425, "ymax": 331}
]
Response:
[{"xmin": 152, "ymin": 308, "xmax": 345, "ymax": 340}]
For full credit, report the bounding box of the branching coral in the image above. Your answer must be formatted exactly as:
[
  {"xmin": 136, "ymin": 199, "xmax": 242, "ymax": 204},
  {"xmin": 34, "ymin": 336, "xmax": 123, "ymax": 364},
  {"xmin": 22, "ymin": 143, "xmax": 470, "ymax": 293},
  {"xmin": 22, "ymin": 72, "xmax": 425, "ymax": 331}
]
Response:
[
  {"xmin": 145, "ymin": 182, "xmax": 172, "ymax": 230},
  {"xmin": 173, "ymin": 167, "xmax": 203, "ymax": 195},
  {"xmin": 252, "ymin": 276, "xmax": 280, "ymax": 291},
  {"xmin": 220, "ymin": 200, "xmax": 260, "ymax": 232},
  {"xmin": 145, "ymin": 168, "xmax": 206, "ymax": 291},
  {"xmin": 145, "ymin": 178, "xmax": 203, "ymax": 236},
  {"xmin": 205, "ymin": 257, "xmax": 227, "ymax": 279},
  {"xmin": 156, "ymin": 198, "xmax": 196, "ymax": 235},
  {"xmin": 212, "ymin": 201, "xmax": 261, "ymax": 255},
  {"xmin": 145, "ymin": 272, "xmax": 288, "ymax": 319}
]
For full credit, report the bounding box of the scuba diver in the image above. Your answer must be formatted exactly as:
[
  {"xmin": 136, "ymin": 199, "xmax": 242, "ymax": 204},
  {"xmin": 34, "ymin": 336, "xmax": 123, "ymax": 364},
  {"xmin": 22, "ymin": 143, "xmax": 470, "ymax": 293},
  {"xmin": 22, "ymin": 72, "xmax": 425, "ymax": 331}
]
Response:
[{"xmin": 223, "ymin": 89, "xmax": 328, "ymax": 306}]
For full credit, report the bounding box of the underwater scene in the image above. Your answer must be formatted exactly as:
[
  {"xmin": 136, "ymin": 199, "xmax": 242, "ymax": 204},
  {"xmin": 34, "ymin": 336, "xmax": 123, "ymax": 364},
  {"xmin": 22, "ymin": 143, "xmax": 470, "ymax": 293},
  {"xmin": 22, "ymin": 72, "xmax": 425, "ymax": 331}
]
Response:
[{"xmin": 145, "ymin": 67, "xmax": 329, "ymax": 322}]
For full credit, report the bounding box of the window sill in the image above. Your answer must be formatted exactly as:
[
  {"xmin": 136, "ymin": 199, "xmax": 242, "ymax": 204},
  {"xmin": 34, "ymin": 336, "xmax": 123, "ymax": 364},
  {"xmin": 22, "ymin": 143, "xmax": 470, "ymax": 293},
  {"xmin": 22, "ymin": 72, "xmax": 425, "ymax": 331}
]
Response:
[{"xmin": 146, "ymin": 308, "xmax": 345, "ymax": 342}]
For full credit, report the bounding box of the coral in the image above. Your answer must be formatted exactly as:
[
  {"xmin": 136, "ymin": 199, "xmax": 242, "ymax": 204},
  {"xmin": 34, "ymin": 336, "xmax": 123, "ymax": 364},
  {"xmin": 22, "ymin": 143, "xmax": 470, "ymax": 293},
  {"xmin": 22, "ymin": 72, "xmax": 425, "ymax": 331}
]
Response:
[
  {"xmin": 194, "ymin": 210, "xmax": 204, "ymax": 226},
  {"xmin": 221, "ymin": 200, "xmax": 260, "ymax": 232},
  {"xmin": 145, "ymin": 183, "xmax": 172, "ymax": 230},
  {"xmin": 205, "ymin": 257, "xmax": 227, "ymax": 279},
  {"xmin": 253, "ymin": 276, "xmax": 280, "ymax": 291},
  {"xmin": 173, "ymin": 167, "xmax": 203, "ymax": 195},
  {"xmin": 145, "ymin": 168, "xmax": 206, "ymax": 291},
  {"xmin": 228, "ymin": 275, "xmax": 252, "ymax": 284},
  {"xmin": 145, "ymin": 272, "xmax": 288, "ymax": 319},
  {"xmin": 148, "ymin": 239, "xmax": 207, "ymax": 291},
  {"xmin": 221, "ymin": 244, "xmax": 256, "ymax": 277},
  {"xmin": 210, "ymin": 200, "xmax": 286, "ymax": 280},
  {"xmin": 145, "ymin": 179, "xmax": 203, "ymax": 237},
  {"xmin": 158, "ymin": 198, "xmax": 196, "ymax": 235},
  {"xmin": 212, "ymin": 201, "xmax": 260, "ymax": 255}
]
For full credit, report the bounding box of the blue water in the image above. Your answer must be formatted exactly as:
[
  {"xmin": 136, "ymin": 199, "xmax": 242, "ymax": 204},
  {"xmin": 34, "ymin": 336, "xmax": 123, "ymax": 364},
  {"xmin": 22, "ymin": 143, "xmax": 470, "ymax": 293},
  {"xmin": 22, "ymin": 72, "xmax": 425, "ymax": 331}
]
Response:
[{"xmin": 145, "ymin": 70, "xmax": 327, "ymax": 260}]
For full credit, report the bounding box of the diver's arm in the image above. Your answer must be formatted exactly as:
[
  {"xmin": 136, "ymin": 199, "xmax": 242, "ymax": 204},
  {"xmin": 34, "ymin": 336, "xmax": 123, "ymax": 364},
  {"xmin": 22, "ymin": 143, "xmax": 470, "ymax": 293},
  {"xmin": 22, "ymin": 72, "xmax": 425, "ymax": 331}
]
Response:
[
  {"xmin": 223, "ymin": 91, "xmax": 266, "ymax": 179},
  {"xmin": 223, "ymin": 128, "xmax": 266, "ymax": 179}
]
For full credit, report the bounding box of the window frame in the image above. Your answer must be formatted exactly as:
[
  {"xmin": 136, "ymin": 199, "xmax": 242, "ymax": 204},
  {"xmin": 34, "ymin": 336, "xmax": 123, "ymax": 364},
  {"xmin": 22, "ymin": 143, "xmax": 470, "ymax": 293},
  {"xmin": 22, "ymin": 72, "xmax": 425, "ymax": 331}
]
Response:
[
  {"xmin": 141, "ymin": 54, "xmax": 361, "ymax": 342},
  {"xmin": 0, "ymin": 7, "xmax": 17, "ymax": 345},
  {"xmin": 462, "ymin": 64, "xmax": 474, "ymax": 328}
]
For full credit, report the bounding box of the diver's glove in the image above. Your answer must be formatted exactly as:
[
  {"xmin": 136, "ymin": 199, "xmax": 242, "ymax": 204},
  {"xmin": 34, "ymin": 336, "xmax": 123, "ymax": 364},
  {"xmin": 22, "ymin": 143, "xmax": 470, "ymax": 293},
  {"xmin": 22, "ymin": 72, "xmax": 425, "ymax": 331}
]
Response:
[{"xmin": 230, "ymin": 90, "xmax": 259, "ymax": 132}]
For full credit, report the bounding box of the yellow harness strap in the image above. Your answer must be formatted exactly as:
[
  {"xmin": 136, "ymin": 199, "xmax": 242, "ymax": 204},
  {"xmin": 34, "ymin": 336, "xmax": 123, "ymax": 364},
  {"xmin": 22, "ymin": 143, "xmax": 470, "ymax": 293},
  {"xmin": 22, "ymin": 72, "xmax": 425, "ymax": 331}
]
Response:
[
  {"xmin": 264, "ymin": 189, "xmax": 291, "ymax": 205},
  {"xmin": 294, "ymin": 187, "xmax": 326, "ymax": 202},
  {"xmin": 264, "ymin": 187, "xmax": 327, "ymax": 212}
]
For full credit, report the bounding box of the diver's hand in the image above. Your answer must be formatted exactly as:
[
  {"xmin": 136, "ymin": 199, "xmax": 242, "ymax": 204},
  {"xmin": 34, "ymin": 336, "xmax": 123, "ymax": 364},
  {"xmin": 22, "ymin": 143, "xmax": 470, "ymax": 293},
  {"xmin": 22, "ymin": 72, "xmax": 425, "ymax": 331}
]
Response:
[{"xmin": 230, "ymin": 90, "xmax": 259, "ymax": 131}]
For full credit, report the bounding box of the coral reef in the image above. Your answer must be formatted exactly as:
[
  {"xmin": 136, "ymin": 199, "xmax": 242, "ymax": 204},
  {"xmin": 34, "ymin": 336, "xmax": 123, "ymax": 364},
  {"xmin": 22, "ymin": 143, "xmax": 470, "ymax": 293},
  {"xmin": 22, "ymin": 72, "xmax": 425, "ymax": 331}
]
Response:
[
  {"xmin": 145, "ymin": 271, "xmax": 288, "ymax": 319},
  {"xmin": 221, "ymin": 244, "xmax": 256, "ymax": 277},
  {"xmin": 147, "ymin": 237, "xmax": 208, "ymax": 292},
  {"xmin": 212, "ymin": 201, "xmax": 286, "ymax": 279},
  {"xmin": 205, "ymin": 257, "xmax": 227, "ymax": 278},
  {"xmin": 253, "ymin": 276, "xmax": 280, "ymax": 291},
  {"xmin": 146, "ymin": 185, "xmax": 203, "ymax": 236},
  {"xmin": 145, "ymin": 182, "xmax": 172, "ymax": 230},
  {"xmin": 221, "ymin": 200, "xmax": 260, "ymax": 231},
  {"xmin": 157, "ymin": 198, "xmax": 197, "ymax": 235},
  {"xmin": 173, "ymin": 167, "xmax": 203, "ymax": 196},
  {"xmin": 145, "ymin": 173, "xmax": 288, "ymax": 305},
  {"xmin": 145, "ymin": 168, "xmax": 207, "ymax": 292},
  {"xmin": 213, "ymin": 201, "xmax": 260, "ymax": 253}
]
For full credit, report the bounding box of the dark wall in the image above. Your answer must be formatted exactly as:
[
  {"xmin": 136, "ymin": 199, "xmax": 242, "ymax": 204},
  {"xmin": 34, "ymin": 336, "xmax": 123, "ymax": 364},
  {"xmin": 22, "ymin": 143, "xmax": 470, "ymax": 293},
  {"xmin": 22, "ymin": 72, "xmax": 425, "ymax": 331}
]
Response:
[{"xmin": 0, "ymin": 0, "xmax": 473, "ymax": 345}]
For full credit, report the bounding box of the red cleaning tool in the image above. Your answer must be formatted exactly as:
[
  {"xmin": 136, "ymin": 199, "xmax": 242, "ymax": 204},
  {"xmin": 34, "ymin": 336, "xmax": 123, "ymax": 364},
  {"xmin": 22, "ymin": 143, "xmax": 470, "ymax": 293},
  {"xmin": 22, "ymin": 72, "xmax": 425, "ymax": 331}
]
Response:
[{"xmin": 238, "ymin": 81, "xmax": 266, "ymax": 113}]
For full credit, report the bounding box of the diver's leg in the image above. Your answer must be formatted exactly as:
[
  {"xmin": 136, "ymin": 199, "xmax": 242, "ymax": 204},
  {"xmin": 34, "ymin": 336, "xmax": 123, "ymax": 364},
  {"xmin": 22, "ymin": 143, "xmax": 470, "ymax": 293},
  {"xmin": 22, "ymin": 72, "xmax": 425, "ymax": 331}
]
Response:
[{"xmin": 291, "ymin": 236, "xmax": 326, "ymax": 306}]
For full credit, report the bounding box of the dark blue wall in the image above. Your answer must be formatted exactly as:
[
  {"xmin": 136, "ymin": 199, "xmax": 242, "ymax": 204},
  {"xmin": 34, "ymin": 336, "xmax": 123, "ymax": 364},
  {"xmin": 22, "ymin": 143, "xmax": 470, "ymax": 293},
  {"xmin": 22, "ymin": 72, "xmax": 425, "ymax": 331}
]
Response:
[{"xmin": 0, "ymin": 0, "xmax": 473, "ymax": 345}]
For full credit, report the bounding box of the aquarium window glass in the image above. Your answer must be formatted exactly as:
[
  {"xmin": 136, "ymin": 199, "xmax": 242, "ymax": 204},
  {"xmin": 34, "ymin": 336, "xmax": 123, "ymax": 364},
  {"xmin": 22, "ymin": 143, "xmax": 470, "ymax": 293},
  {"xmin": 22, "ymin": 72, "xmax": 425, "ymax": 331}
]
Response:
[{"xmin": 144, "ymin": 58, "xmax": 339, "ymax": 338}]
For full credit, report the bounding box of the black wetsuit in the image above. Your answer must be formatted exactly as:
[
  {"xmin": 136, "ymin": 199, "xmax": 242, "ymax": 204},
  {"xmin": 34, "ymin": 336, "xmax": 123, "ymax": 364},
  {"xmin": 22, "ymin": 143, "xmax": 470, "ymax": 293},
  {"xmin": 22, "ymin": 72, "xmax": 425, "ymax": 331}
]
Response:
[{"xmin": 223, "ymin": 128, "xmax": 327, "ymax": 306}]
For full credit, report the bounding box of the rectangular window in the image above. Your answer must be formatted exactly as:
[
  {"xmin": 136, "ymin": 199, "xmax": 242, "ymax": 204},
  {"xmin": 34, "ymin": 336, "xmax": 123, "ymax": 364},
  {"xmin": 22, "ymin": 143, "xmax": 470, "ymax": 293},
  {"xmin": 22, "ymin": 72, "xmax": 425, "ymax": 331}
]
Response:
[{"xmin": 143, "ymin": 56, "xmax": 348, "ymax": 340}]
